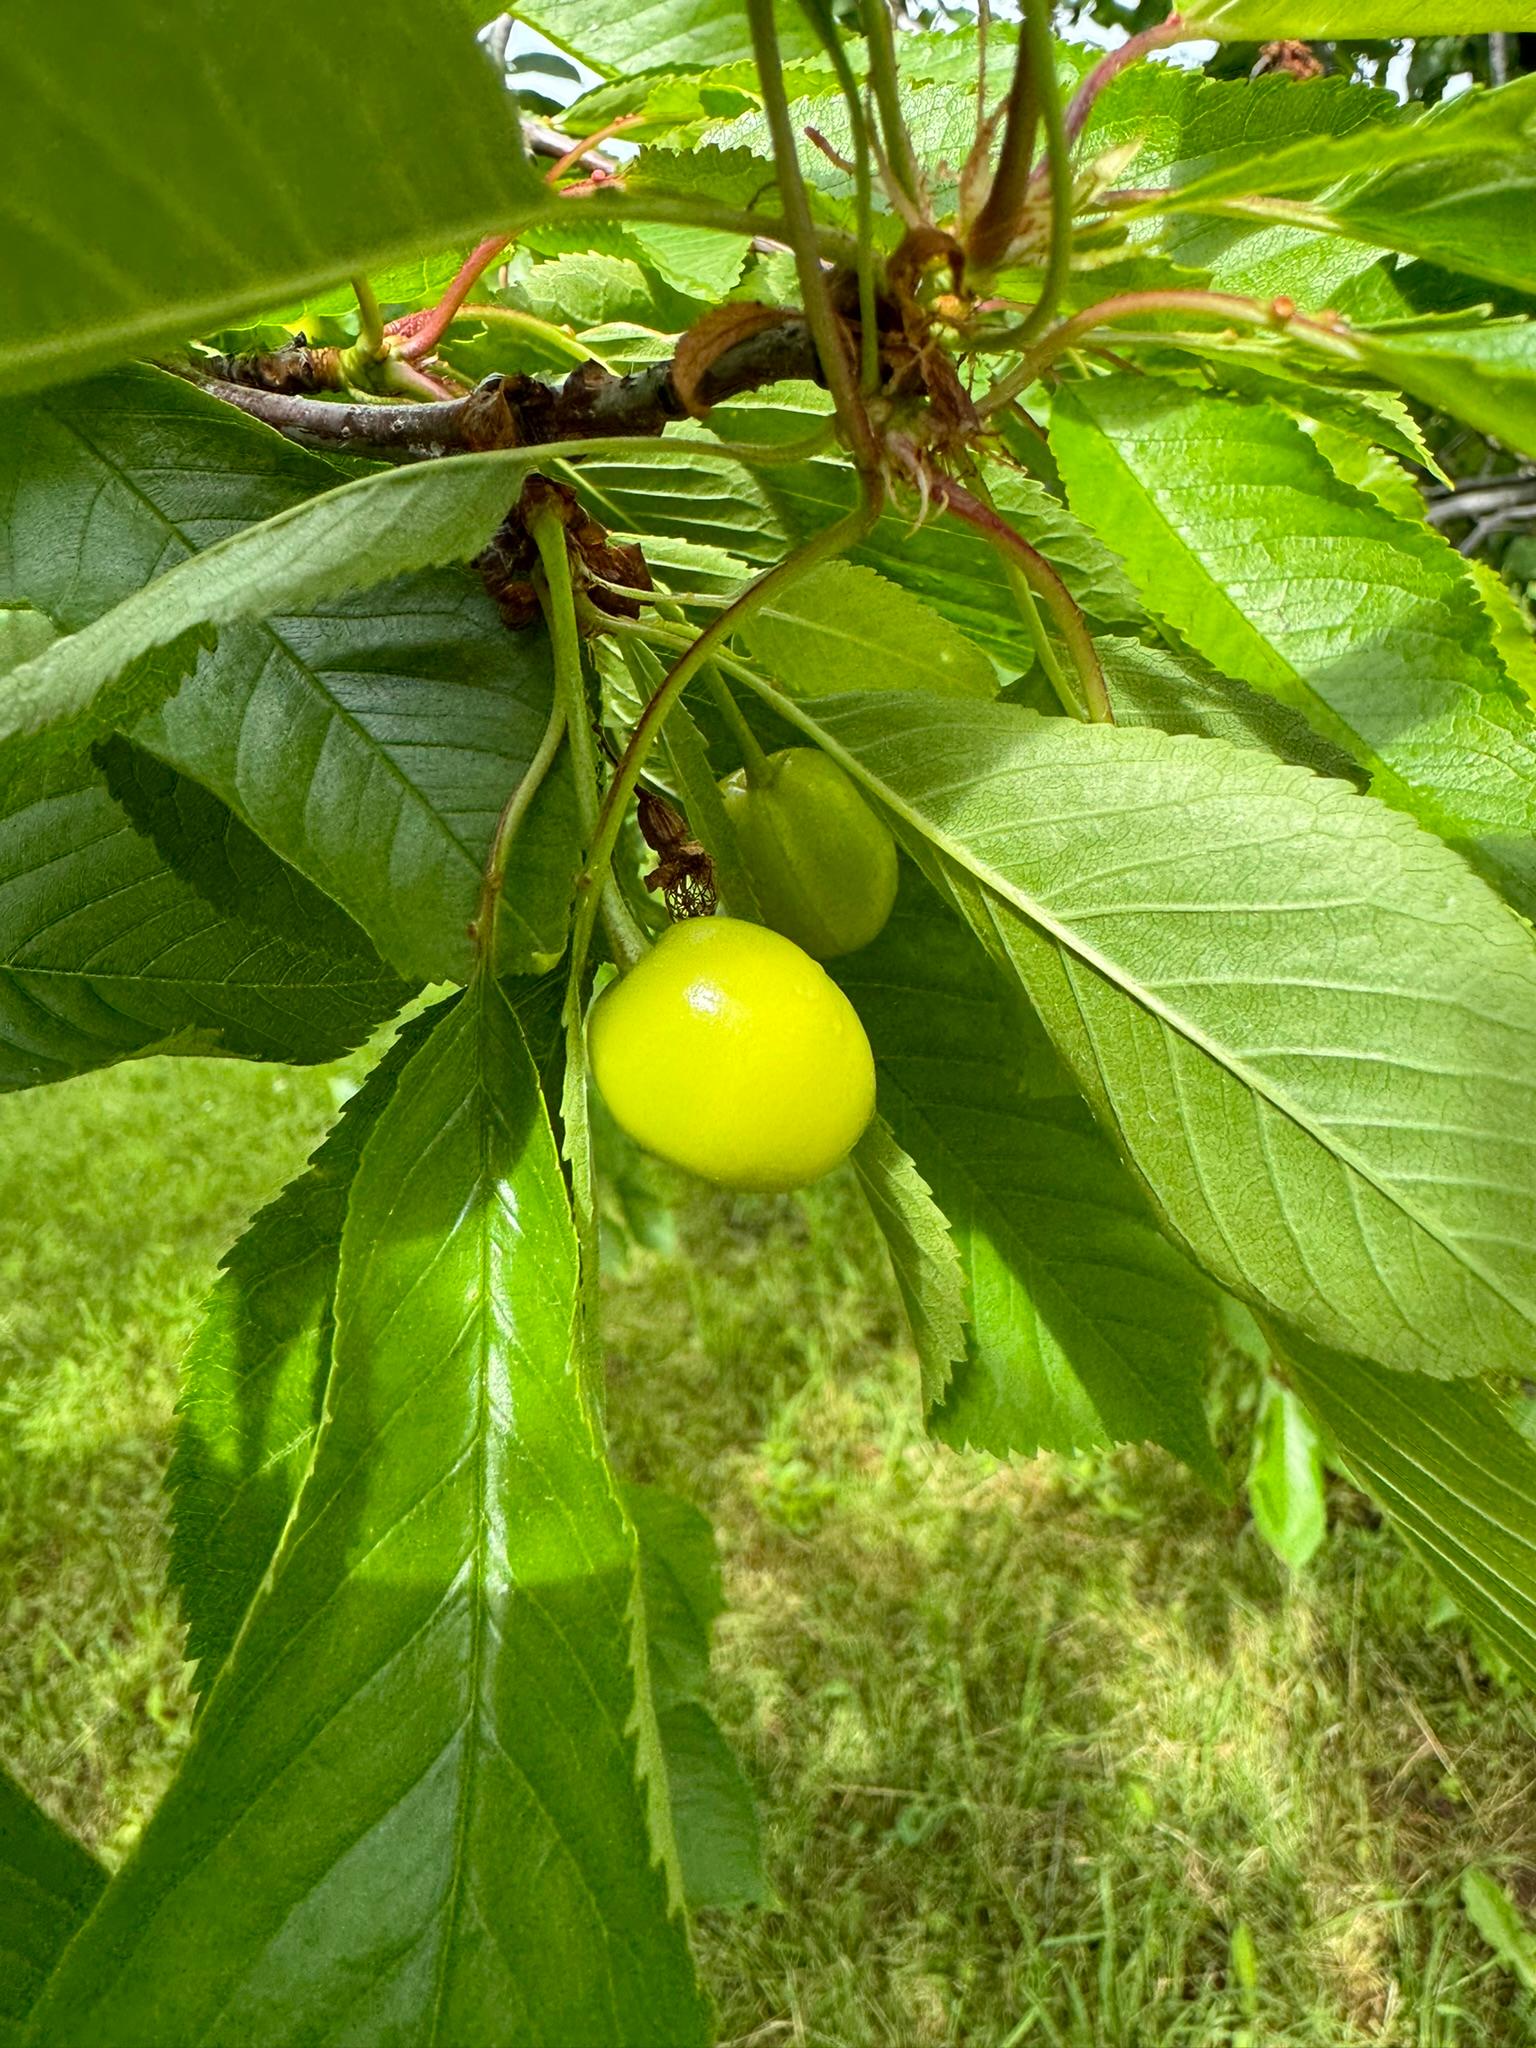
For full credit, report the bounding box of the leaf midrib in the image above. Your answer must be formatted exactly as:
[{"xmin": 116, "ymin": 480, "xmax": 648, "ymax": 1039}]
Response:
[{"xmin": 785, "ymin": 698, "xmax": 1536, "ymax": 1334}]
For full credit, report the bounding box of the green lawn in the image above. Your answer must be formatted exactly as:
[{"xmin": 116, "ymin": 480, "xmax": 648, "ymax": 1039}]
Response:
[{"xmin": 3, "ymin": 1050, "xmax": 1536, "ymax": 2044}]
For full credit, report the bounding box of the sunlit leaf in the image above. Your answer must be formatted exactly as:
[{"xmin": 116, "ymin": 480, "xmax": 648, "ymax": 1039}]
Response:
[
  {"xmin": 756, "ymin": 689, "xmax": 1536, "ymax": 1382},
  {"xmin": 34, "ymin": 974, "xmax": 709, "ymax": 2044},
  {"xmin": 1052, "ymin": 375, "xmax": 1536, "ymax": 919}
]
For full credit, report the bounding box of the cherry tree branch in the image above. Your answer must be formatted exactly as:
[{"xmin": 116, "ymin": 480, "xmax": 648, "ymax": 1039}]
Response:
[{"xmin": 182, "ymin": 316, "xmax": 824, "ymax": 459}]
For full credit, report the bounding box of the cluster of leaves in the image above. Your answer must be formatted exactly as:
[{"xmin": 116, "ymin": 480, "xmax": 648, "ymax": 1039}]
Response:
[{"xmin": 6, "ymin": 1, "xmax": 1536, "ymax": 2041}]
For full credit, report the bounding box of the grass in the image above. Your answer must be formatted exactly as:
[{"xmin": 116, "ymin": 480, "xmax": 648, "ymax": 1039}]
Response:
[{"xmin": 4, "ymin": 1052, "xmax": 1536, "ymax": 2043}]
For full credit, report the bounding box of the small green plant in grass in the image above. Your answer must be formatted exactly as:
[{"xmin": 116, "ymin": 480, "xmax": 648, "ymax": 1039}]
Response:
[{"xmin": 6, "ymin": 0, "xmax": 1536, "ymax": 2039}]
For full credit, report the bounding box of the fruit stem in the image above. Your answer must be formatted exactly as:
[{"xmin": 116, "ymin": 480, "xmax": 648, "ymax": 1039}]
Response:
[
  {"xmin": 531, "ymin": 504, "xmax": 599, "ymax": 841},
  {"xmin": 706, "ymin": 666, "xmax": 775, "ymax": 784},
  {"xmin": 799, "ymin": 0, "xmax": 881, "ymax": 395},
  {"xmin": 530, "ymin": 499, "xmax": 646, "ymax": 970},
  {"xmin": 1003, "ymin": 558, "xmax": 1083, "ymax": 719},
  {"xmin": 566, "ymin": 503, "xmax": 876, "ymax": 1018},
  {"xmin": 351, "ymin": 274, "xmax": 386, "ymax": 358},
  {"xmin": 747, "ymin": 0, "xmax": 880, "ymax": 479},
  {"xmin": 859, "ymin": 0, "xmax": 925, "ymax": 219},
  {"xmin": 891, "ymin": 440, "xmax": 1112, "ymax": 724},
  {"xmin": 1002, "ymin": 0, "xmax": 1072, "ymax": 348},
  {"xmin": 474, "ymin": 691, "xmax": 568, "ymax": 957},
  {"xmin": 968, "ymin": 469, "xmax": 1083, "ymax": 718}
]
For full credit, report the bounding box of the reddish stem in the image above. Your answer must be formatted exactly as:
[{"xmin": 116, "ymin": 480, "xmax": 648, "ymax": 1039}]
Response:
[
  {"xmin": 544, "ymin": 115, "xmax": 640, "ymax": 184},
  {"xmin": 979, "ymin": 284, "xmax": 1354, "ymax": 413},
  {"xmin": 1059, "ymin": 15, "xmax": 1186, "ymax": 156},
  {"xmin": 389, "ymin": 234, "xmax": 512, "ymax": 361},
  {"xmin": 889, "ymin": 436, "xmax": 1112, "ymax": 723}
]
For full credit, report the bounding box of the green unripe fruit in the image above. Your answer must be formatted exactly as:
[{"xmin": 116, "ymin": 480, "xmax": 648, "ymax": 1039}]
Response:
[
  {"xmin": 586, "ymin": 917, "xmax": 876, "ymax": 1193},
  {"xmin": 719, "ymin": 747, "xmax": 898, "ymax": 960}
]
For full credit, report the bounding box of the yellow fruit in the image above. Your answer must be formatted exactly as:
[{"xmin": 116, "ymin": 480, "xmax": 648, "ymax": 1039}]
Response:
[
  {"xmin": 720, "ymin": 748, "xmax": 898, "ymax": 960},
  {"xmin": 587, "ymin": 917, "xmax": 876, "ymax": 1192}
]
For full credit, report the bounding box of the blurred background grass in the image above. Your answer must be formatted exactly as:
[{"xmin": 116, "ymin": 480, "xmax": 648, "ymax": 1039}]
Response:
[{"xmin": 3, "ymin": 1049, "xmax": 1536, "ymax": 2045}]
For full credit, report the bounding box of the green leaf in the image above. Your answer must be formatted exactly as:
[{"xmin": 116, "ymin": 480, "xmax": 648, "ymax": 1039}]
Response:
[
  {"xmin": 1, "ymin": 370, "xmax": 580, "ymax": 980},
  {"xmin": 167, "ymin": 1007, "xmax": 439, "ymax": 1694},
  {"xmin": 1328, "ymin": 162, "xmax": 1536, "ymax": 303},
  {"xmin": 502, "ymin": 250, "xmax": 689, "ymax": 331},
  {"xmin": 0, "ymin": 1771, "xmax": 104, "ymax": 2044},
  {"xmin": 850, "ymin": 1113, "xmax": 969, "ymax": 1412},
  {"xmin": 626, "ymin": 1483, "xmax": 722, "ymax": 1713},
  {"xmin": 1133, "ymin": 73, "xmax": 1536, "ymax": 297},
  {"xmin": 135, "ymin": 580, "xmax": 579, "ymax": 983},
  {"xmin": 1188, "ymin": 0, "xmax": 1525, "ymax": 25},
  {"xmin": 1284, "ymin": 1333, "xmax": 1536, "ymax": 1691},
  {"xmin": 837, "ymin": 879, "xmax": 1223, "ymax": 1481},
  {"xmin": 1461, "ymin": 1870, "xmax": 1536, "ymax": 1993},
  {"xmin": 504, "ymin": 0, "xmax": 818, "ymax": 77},
  {"xmin": 0, "ymin": 0, "xmax": 545, "ymax": 396},
  {"xmin": 561, "ymin": 439, "xmax": 787, "ymax": 563},
  {"xmin": 1096, "ymin": 636, "xmax": 1366, "ymax": 785},
  {"xmin": 1081, "ymin": 67, "xmax": 1398, "ymax": 196},
  {"xmin": 1051, "ymin": 376, "xmax": 1536, "ymax": 920},
  {"xmin": 1134, "ymin": 343, "xmax": 1447, "ymax": 479},
  {"xmin": 1077, "ymin": 66, "xmax": 1399, "ymax": 310},
  {"xmin": 0, "ymin": 608, "xmax": 56, "ymax": 673},
  {"xmin": 1247, "ymin": 1379, "xmax": 1327, "ymax": 1571},
  {"xmin": 752, "ymin": 448, "xmax": 1147, "ymax": 668},
  {"xmin": 656, "ymin": 1702, "xmax": 767, "ymax": 1914},
  {"xmin": 624, "ymin": 1483, "xmax": 766, "ymax": 1914},
  {"xmin": 756, "ymin": 690, "xmax": 1536, "ymax": 1383},
  {"xmin": 1351, "ymin": 320, "xmax": 1536, "ymax": 466},
  {"xmin": 0, "ymin": 748, "xmax": 407, "ymax": 1091},
  {"xmin": 33, "ymin": 974, "xmax": 709, "ymax": 2045},
  {"xmin": 623, "ymin": 223, "xmax": 753, "ymax": 302},
  {"xmin": 1142, "ymin": 72, "xmax": 1536, "ymax": 206},
  {"xmin": 0, "ymin": 395, "xmax": 737, "ymax": 765},
  {"xmin": 1305, "ymin": 419, "xmax": 1427, "ymax": 526},
  {"xmin": 1470, "ymin": 560, "xmax": 1536, "ymax": 711},
  {"xmin": 743, "ymin": 560, "xmax": 997, "ymax": 699}
]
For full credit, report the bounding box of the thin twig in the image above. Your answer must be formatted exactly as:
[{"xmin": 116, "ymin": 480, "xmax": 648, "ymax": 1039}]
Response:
[
  {"xmin": 979, "ymin": 285, "xmax": 1359, "ymax": 416},
  {"xmin": 545, "ymin": 115, "xmax": 642, "ymax": 184},
  {"xmin": 1059, "ymin": 15, "xmax": 1187, "ymax": 154},
  {"xmin": 799, "ymin": 0, "xmax": 881, "ymax": 394},
  {"xmin": 475, "ymin": 690, "xmax": 568, "ymax": 953},
  {"xmin": 747, "ymin": 0, "xmax": 879, "ymax": 476},
  {"xmin": 859, "ymin": 0, "xmax": 925, "ymax": 219},
  {"xmin": 391, "ymin": 236, "xmax": 512, "ymax": 361}
]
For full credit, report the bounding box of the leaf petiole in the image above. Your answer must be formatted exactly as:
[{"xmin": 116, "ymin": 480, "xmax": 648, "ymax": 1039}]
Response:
[
  {"xmin": 705, "ymin": 664, "xmax": 774, "ymax": 783},
  {"xmin": 564, "ymin": 501, "xmax": 877, "ymax": 1010},
  {"xmin": 529, "ymin": 497, "xmax": 647, "ymax": 970}
]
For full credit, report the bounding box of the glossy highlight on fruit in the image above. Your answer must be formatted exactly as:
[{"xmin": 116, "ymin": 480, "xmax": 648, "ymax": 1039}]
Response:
[
  {"xmin": 720, "ymin": 747, "xmax": 898, "ymax": 960},
  {"xmin": 587, "ymin": 917, "xmax": 877, "ymax": 1193}
]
